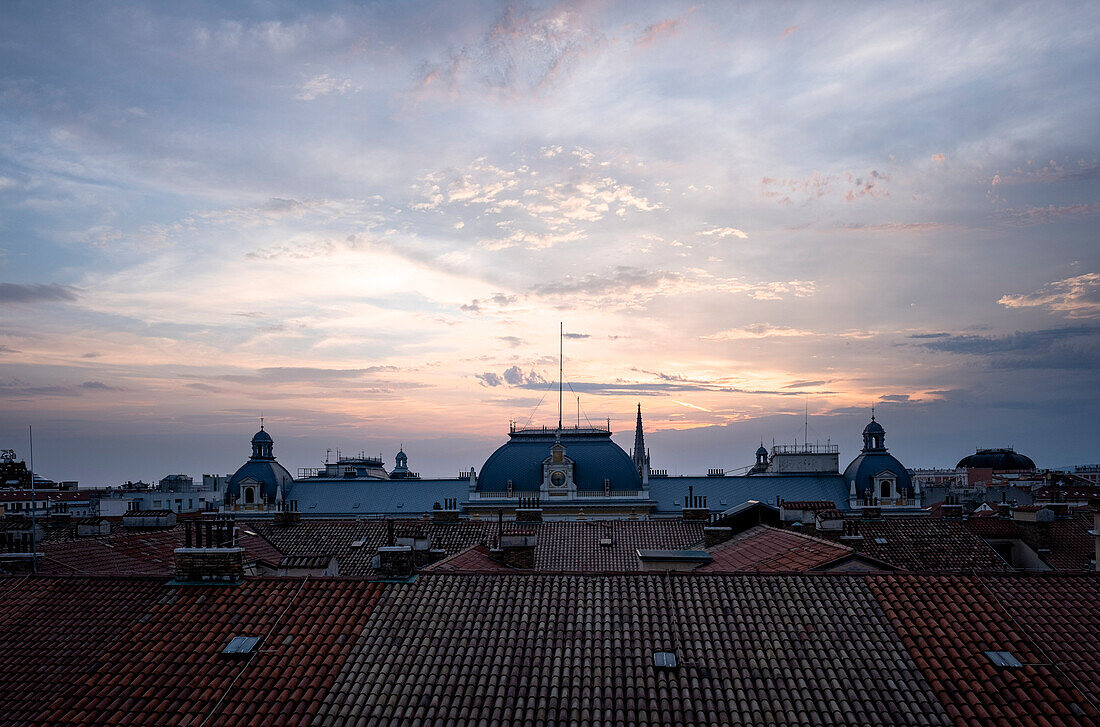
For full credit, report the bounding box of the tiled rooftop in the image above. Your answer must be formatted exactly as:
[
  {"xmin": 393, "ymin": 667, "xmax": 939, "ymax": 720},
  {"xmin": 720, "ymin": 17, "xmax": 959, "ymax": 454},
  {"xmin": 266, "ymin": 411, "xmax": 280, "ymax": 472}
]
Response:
[
  {"xmin": 14, "ymin": 577, "xmax": 383, "ymax": 726},
  {"xmin": 698, "ymin": 525, "xmax": 853, "ymax": 572},
  {"xmin": 1, "ymin": 573, "xmax": 1098, "ymax": 725},
  {"xmin": 818, "ymin": 517, "xmax": 1013, "ymax": 572},
  {"xmin": 36, "ymin": 523, "xmax": 284, "ymax": 576}
]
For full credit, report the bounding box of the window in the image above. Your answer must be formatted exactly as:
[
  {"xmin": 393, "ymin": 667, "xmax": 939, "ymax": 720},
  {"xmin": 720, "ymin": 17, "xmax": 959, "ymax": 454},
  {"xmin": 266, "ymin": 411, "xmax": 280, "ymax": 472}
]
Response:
[
  {"xmin": 880, "ymin": 480, "xmax": 893, "ymax": 498},
  {"xmin": 653, "ymin": 651, "xmax": 678, "ymax": 670},
  {"xmin": 244, "ymin": 488, "xmax": 255, "ymax": 505},
  {"xmin": 985, "ymin": 651, "xmax": 1023, "ymax": 668}
]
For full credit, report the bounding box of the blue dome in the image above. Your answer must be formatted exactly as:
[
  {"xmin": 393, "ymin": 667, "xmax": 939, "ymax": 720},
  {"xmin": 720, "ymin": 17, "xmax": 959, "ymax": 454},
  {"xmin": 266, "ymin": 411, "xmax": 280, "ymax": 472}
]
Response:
[
  {"xmin": 756, "ymin": 445, "xmax": 768, "ymax": 457},
  {"xmin": 227, "ymin": 460, "xmax": 294, "ymax": 503},
  {"xmin": 843, "ymin": 452, "xmax": 912, "ymax": 499},
  {"xmin": 862, "ymin": 419, "xmax": 885, "ymax": 436},
  {"xmin": 252, "ymin": 428, "xmax": 273, "ymax": 443},
  {"xmin": 478, "ymin": 429, "xmax": 642, "ymax": 493}
]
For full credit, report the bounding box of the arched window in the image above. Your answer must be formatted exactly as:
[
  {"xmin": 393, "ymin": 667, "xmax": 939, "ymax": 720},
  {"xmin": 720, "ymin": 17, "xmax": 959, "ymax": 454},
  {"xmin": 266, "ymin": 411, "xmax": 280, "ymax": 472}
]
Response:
[
  {"xmin": 880, "ymin": 480, "xmax": 892, "ymax": 498},
  {"xmin": 244, "ymin": 487, "xmax": 255, "ymax": 504}
]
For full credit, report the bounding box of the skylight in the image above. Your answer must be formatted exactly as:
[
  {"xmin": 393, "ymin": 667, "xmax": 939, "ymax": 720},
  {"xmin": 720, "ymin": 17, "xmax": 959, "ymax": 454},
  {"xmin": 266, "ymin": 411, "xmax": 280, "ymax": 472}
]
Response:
[
  {"xmin": 222, "ymin": 636, "xmax": 261, "ymax": 657},
  {"xmin": 653, "ymin": 651, "xmax": 678, "ymax": 669},
  {"xmin": 984, "ymin": 651, "xmax": 1023, "ymax": 668}
]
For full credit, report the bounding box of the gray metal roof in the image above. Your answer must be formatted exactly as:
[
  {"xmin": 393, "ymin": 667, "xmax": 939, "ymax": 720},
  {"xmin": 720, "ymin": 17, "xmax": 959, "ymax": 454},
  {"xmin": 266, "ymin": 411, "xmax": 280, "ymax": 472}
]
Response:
[
  {"xmin": 647, "ymin": 474, "xmax": 850, "ymax": 514},
  {"xmin": 286, "ymin": 478, "xmax": 470, "ymax": 516}
]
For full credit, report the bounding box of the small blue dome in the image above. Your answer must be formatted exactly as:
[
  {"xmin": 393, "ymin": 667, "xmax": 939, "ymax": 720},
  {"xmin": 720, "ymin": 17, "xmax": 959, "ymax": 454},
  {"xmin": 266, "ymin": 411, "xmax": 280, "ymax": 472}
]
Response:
[
  {"xmin": 843, "ymin": 452, "xmax": 912, "ymax": 500},
  {"xmin": 252, "ymin": 428, "xmax": 273, "ymax": 443},
  {"xmin": 756, "ymin": 445, "xmax": 768, "ymax": 457},
  {"xmin": 862, "ymin": 419, "xmax": 885, "ymax": 436}
]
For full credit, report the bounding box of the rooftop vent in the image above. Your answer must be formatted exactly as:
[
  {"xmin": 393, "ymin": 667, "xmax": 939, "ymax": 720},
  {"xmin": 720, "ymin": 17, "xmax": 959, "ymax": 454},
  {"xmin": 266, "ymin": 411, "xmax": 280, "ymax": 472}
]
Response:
[
  {"xmin": 984, "ymin": 651, "xmax": 1023, "ymax": 669},
  {"xmin": 221, "ymin": 636, "xmax": 261, "ymax": 658},
  {"xmin": 653, "ymin": 651, "xmax": 679, "ymax": 670}
]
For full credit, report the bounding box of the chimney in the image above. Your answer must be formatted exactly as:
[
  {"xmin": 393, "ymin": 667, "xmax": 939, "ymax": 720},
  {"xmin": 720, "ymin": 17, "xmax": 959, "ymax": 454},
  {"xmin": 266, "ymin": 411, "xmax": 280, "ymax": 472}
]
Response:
[
  {"xmin": 860, "ymin": 497, "xmax": 881, "ymax": 520},
  {"xmin": 174, "ymin": 516, "xmax": 243, "ymax": 583},
  {"xmin": 815, "ymin": 510, "xmax": 844, "ymax": 532},
  {"xmin": 703, "ymin": 526, "xmax": 733, "ymax": 547},
  {"xmin": 997, "ymin": 492, "xmax": 1012, "ymax": 518},
  {"xmin": 1012, "ymin": 506, "xmax": 1054, "ymax": 561},
  {"xmin": 376, "ymin": 545, "xmax": 414, "ymax": 577},
  {"xmin": 941, "ymin": 494, "xmax": 963, "ymax": 519},
  {"xmin": 682, "ymin": 487, "xmax": 710, "ymax": 522},
  {"xmin": 395, "ymin": 526, "xmax": 433, "ymax": 567},
  {"xmin": 492, "ymin": 529, "xmax": 537, "ymax": 569},
  {"xmin": 273, "ymin": 500, "xmax": 301, "ymax": 526},
  {"xmin": 839, "ymin": 519, "xmax": 863, "ymax": 543},
  {"xmin": 1046, "ymin": 490, "xmax": 1070, "ymax": 519},
  {"xmin": 431, "ymin": 497, "xmax": 461, "ymax": 523},
  {"xmin": 515, "ymin": 496, "xmax": 543, "ymax": 523}
]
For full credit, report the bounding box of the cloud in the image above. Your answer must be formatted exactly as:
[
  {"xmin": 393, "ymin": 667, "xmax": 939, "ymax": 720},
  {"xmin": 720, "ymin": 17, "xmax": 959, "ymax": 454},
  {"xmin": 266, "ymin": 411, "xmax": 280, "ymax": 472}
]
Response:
[
  {"xmin": 0, "ymin": 283, "xmax": 79, "ymax": 305},
  {"xmin": 879, "ymin": 394, "xmax": 910, "ymax": 402},
  {"xmin": 295, "ymin": 74, "xmax": 360, "ymax": 100},
  {"xmin": 780, "ymin": 25, "xmax": 798, "ymax": 39},
  {"xmin": 916, "ymin": 326, "xmax": 1100, "ymax": 369},
  {"xmin": 635, "ymin": 15, "xmax": 689, "ymax": 48},
  {"xmin": 931, "ymin": 153, "xmax": 945, "ymax": 164},
  {"xmin": 477, "ymin": 367, "xmax": 547, "ymax": 388},
  {"xmin": 530, "ymin": 267, "xmax": 815, "ymax": 303},
  {"xmin": 701, "ymin": 324, "xmax": 816, "ymax": 341},
  {"xmin": 0, "ymin": 345, "xmax": 19, "ymax": 354},
  {"xmin": 80, "ymin": 380, "xmax": 119, "ymax": 391},
  {"xmin": 837, "ymin": 222, "xmax": 950, "ymax": 233},
  {"xmin": 998, "ymin": 273, "xmax": 1100, "ymax": 319},
  {"xmin": 698, "ymin": 226, "xmax": 748, "ymax": 239},
  {"xmin": 996, "ymin": 203, "xmax": 1100, "ymax": 227},
  {"xmin": 782, "ymin": 380, "xmax": 829, "ymax": 389},
  {"xmin": 412, "ymin": 6, "xmax": 606, "ymax": 99},
  {"xmin": 562, "ymin": 332, "xmax": 590, "ymax": 339},
  {"xmin": 460, "ymin": 293, "xmax": 518, "ymax": 313},
  {"xmin": 476, "ymin": 372, "xmax": 504, "ymax": 387},
  {"xmin": 990, "ymin": 160, "xmax": 1100, "ymax": 186},
  {"xmin": 497, "ymin": 336, "xmax": 524, "ymax": 347}
]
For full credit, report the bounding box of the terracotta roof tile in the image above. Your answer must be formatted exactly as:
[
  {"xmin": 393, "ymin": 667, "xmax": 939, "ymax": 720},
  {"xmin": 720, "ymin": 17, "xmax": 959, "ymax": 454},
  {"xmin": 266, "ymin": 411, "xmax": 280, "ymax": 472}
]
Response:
[
  {"xmin": 698, "ymin": 525, "xmax": 853, "ymax": 572},
  {"xmin": 818, "ymin": 517, "xmax": 1012, "ymax": 571}
]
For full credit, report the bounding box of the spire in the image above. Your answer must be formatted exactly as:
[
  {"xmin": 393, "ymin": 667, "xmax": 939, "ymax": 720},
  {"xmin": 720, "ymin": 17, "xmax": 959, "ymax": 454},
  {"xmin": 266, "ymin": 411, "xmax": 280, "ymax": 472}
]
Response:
[
  {"xmin": 632, "ymin": 403, "xmax": 648, "ymax": 474},
  {"xmin": 558, "ymin": 322, "xmax": 563, "ymax": 431}
]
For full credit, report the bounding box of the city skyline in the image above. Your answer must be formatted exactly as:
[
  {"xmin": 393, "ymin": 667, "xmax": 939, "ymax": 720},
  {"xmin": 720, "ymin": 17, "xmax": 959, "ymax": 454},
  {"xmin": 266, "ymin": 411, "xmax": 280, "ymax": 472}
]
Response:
[{"xmin": 1, "ymin": 1, "xmax": 1098, "ymax": 483}]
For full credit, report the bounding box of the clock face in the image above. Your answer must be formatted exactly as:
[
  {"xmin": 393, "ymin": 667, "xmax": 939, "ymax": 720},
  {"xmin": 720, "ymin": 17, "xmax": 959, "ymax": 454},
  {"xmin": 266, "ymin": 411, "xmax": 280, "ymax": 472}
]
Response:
[{"xmin": 550, "ymin": 470, "xmax": 566, "ymax": 488}]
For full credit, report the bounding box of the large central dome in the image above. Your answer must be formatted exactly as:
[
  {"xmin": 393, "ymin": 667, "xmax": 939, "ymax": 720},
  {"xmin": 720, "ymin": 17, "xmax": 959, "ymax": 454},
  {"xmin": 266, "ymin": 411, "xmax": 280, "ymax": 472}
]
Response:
[{"xmin": 478, "ymin": 426, "xmax": 642, "ymax": 493}]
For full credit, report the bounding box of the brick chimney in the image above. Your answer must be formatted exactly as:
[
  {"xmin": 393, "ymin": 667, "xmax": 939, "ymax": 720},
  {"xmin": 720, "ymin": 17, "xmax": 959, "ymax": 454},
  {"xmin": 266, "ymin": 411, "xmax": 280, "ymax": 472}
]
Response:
[
  {"xmin": 492, "ymin": 530, "xmax": 537, "ymax": 568},
  {"xmin": 703, "ymin": 526, "xmax": 733, "ymax": 547},
  {"xmin": 273, "ymin": 500, "xmax": 301, "ymax": 526},
  {"xmin": 431, "ymin": 497, "xmax": 461, "ymax": 523},
  {"xmin": 839, "ymin": 519, "xmax": 863, "ymax": 543},
  {"xmin": 174, "ymin": 516, "xmax": 243, "ymax": 583},
  {"xmin": 682, "ymin": 487, "xmax": 709, "ymax": 521},
  {"xmin": 1012, "ymin": 506, "xmax": 1054, "ymax": 561},
  {"xmin": 515, "ymin": 495, "xmax": 543, "ymax": 523},
  {"xmin": 941, "ymin": 495, "xmax": 963, "ymax": 519},
  {"xmin": 376, "ymin": 546, "xmax": 414, "ymax": 577}
]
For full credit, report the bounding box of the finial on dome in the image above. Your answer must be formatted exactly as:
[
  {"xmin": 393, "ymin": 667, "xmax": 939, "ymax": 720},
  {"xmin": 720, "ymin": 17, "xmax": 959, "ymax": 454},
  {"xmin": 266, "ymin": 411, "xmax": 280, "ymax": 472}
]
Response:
[
  {"xmin": 260, "ymin": 412, "xmax": 265, "ymax": 430},
  {"xmin": 870, "ymin": 404, "xmax": 875, "ymax": 421}
]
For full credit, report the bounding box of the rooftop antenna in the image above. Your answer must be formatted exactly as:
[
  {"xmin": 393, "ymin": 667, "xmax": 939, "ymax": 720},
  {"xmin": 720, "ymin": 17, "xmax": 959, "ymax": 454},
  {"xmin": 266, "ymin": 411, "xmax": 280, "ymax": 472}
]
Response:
[
  {"xmin": 558, "ymin": 321, "xmax": 563, "ymax": 432},
  {"xmin": 29, "ymin": 425, "xmax": 36, "ymax": 574},
  {"xmin": 804, "ymin": 399, "xmax": 809, "ymax": 447},
  {"xmin": 576, "ymin": 395, "xmax": 580, "ymax": 428}
]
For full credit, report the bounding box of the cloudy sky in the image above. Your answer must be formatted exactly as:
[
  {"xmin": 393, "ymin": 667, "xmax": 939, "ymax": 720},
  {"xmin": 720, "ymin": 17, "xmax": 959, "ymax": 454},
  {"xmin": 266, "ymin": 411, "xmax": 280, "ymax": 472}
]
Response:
[{"xmin": 1, "ymin": 1, "xmax": 1098, "ymax": 484}]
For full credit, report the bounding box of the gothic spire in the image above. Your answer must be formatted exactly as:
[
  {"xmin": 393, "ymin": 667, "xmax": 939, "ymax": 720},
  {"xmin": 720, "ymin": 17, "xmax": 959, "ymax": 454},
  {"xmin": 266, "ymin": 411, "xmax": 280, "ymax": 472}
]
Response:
[{"xmin": 632, "ymin": 403, "xmax": 648, "ymax": 473}]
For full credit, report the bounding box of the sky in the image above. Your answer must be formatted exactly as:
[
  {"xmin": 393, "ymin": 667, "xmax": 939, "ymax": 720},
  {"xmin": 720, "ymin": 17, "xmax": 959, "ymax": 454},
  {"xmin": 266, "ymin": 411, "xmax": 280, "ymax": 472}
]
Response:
[{"xmin": 1, "ymin": 1, "xmax": 1098, "ymax": 485}]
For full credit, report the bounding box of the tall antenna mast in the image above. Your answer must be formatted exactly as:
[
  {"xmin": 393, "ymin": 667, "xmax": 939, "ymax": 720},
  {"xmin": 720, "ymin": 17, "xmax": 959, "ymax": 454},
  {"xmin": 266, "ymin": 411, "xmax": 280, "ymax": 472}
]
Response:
[
  {"xmin": 29, "ymin": 425, "xmax": 36, "ymax": 574},
  {"xmin": 558, "ymin": 322, "xmax": 563, "ymax": 431},
  {"xmin": 804, "ymin": 399, "xmax": 808, "ymax": 446}
]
